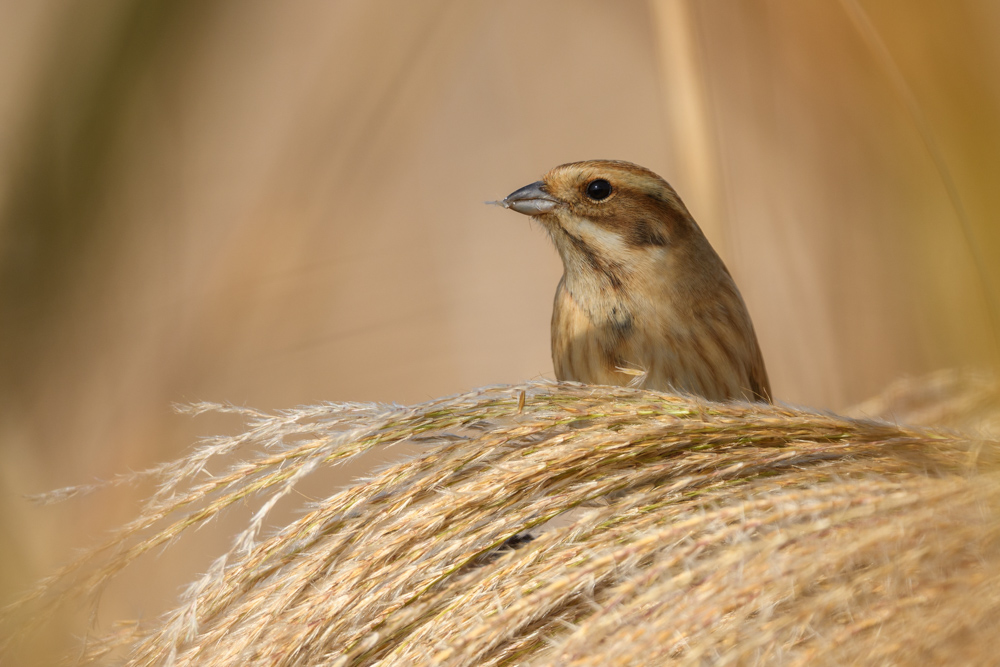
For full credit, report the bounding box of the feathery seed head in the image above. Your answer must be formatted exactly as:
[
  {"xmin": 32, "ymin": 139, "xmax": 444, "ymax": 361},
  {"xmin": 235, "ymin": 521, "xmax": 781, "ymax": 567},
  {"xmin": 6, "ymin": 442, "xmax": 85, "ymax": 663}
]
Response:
[{"xmin": 9, "ymin": 372, "xmax": 1000, "ymax": 665}]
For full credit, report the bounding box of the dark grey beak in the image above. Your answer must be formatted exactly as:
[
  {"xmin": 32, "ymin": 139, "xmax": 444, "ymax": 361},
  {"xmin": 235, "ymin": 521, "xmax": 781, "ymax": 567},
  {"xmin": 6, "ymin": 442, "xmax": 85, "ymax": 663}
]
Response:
[{"xmin": 501, "ymin": 181, "xmax": 560, "ymax": 215}]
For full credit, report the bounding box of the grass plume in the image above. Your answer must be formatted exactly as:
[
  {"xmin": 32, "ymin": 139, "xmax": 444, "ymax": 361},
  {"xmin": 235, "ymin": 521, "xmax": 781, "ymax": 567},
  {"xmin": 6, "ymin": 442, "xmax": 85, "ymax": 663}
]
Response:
[{"xmin": 5, "ymin": 371, "xmax": 1000, "ymax": 665}]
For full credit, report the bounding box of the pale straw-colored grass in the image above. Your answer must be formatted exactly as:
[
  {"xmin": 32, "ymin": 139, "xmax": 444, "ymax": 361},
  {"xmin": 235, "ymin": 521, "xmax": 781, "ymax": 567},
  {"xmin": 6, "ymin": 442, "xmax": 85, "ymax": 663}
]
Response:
[{"xmin": 6, "ymin": 371, "xmax": 1000, "ymax": 665}]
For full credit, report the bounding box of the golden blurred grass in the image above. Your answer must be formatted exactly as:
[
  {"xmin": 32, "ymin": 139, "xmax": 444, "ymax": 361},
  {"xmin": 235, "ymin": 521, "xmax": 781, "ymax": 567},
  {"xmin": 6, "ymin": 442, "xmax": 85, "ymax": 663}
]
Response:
[{"xmin": 5, "ymin": 371, "xmax": 1000, "ymax": 665}]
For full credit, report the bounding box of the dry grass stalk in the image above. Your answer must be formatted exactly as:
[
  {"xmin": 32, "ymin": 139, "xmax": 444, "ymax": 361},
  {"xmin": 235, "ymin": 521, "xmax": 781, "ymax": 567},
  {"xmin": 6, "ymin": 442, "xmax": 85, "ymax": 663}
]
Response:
[{"xmin": 5, "ymin": 372, "xmax": 1000, "ymax": 665}]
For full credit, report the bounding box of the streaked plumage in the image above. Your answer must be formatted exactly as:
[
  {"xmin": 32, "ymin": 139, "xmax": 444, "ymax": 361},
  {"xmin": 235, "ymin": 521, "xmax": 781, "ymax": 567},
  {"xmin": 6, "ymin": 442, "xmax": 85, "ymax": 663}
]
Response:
[{"xmin": 500, "ymin": 160, "xmax": 770, "ymax": 403}]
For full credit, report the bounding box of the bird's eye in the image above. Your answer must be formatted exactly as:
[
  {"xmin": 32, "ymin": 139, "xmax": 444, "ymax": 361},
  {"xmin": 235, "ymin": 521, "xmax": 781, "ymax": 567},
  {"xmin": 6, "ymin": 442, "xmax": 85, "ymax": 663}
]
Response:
[{"xmin": 585, "ymin": 179, "xmax": 612, "ymax": 201}]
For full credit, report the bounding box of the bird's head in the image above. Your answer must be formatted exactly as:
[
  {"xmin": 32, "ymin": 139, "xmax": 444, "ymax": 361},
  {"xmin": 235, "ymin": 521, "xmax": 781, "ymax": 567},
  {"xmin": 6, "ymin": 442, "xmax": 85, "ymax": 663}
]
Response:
[{"xmin": 499, "ymin": 160, "xmax": 713, "ymax": 288}]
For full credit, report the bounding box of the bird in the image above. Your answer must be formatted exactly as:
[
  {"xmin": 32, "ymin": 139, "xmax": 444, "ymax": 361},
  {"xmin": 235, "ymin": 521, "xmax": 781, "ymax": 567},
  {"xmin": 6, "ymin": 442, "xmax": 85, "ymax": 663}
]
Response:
[{"xmin": 496, "ymin": 159, "xmax": 771, "ymax": 403}]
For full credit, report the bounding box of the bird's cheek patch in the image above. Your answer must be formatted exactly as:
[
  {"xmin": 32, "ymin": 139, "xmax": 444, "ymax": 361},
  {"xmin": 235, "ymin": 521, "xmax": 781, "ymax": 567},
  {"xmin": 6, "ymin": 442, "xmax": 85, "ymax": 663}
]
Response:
[
  {"xmin": 572, "ymin": 218, "xmax": 630, "ymax": 259},
  {"xmin": 625, "ymin": 219, "xmax": 668, "ymax": 248}
]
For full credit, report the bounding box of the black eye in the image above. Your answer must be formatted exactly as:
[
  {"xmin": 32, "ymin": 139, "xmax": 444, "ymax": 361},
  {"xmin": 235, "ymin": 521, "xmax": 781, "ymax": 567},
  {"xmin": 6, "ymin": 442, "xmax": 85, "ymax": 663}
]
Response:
[{"xmin": 585, "ymin": 179, "xmax": 612, "ymax": 201}]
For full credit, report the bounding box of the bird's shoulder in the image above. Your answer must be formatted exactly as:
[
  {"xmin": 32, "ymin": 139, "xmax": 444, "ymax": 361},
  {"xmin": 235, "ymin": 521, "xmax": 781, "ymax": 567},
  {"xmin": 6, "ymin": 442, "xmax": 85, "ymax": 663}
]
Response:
[{"xmin": 746, "ymin": 344, "xmax": 772, "ymax": 403}]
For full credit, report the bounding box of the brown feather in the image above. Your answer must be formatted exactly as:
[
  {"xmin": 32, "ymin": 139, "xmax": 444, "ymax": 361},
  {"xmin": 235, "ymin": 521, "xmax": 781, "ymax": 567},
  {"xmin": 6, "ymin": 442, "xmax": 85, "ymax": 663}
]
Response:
[{"xmin": 512, "ymin": 159, "xmax": 771, "ymax": 403}]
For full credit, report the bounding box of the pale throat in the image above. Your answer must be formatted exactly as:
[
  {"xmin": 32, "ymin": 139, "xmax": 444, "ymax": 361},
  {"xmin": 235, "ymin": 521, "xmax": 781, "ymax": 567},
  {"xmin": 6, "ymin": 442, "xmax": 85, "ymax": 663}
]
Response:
[{"xmin": 554, "ymin": 216, "xmax": 665, "ymax": 328}]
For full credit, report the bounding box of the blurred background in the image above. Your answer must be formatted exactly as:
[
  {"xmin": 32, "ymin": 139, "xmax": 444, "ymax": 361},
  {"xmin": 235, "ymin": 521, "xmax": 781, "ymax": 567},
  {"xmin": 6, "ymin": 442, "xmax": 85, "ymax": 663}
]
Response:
[{"xmin": 1, "ymin": 0, "xmax": 999, "ymax": 661}]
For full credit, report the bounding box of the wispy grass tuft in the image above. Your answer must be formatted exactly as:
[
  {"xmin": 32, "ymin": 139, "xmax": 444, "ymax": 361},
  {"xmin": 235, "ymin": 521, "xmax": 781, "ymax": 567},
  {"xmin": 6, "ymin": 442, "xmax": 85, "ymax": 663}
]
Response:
[{"xmin": 6, "ymin": 372, "xmax": 1000, "ymax": 665}]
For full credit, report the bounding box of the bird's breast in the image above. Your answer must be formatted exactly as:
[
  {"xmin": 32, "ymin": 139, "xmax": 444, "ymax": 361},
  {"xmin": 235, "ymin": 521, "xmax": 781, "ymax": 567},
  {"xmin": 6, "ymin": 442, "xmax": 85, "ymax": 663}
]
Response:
[
  {"xmin": 551, "ymin": 278, "xmax": 644, "ymax": 386},
  {"xmin": 550, "ymin": 274, "xmax": 768, "ymax": 402}
]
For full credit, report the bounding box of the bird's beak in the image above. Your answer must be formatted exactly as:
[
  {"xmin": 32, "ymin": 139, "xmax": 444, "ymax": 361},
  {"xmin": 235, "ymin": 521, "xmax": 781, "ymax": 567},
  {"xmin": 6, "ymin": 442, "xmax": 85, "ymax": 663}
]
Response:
[{"xmin": 501, "ymin": 181, "xmax": 560, "ymax": 215}]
